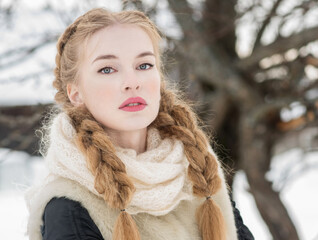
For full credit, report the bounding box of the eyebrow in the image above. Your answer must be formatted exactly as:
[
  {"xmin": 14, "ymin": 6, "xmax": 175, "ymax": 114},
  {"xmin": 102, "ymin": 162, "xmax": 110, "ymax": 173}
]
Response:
[{"xmin": 92, "ymin": 51, "xmax": 155, "ymax": 64}]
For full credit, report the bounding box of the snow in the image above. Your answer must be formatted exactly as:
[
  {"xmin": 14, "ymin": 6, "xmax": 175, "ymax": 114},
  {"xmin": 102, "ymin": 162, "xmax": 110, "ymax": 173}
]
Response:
[
  {"xmin": 0, "ymin": 151, "xmax": 47, "ymax": 240},
  {"xmin": 0, "ymin": 191, "xmax": 29, "ymax": 240},
  {"xmin": 0, "ymin": 149, "xmax": 317, "ymax": 240}
]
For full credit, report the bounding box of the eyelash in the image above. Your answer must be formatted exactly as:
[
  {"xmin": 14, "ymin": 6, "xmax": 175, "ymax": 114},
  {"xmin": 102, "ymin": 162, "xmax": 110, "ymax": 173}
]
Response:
[{"xmin": 98, "ymin": 63, "xmax": 154, "ymax": 74}]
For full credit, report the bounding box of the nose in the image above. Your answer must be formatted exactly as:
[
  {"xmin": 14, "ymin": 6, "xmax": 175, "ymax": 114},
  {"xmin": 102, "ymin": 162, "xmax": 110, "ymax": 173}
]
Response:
[{"xmin": 122, "ymin": 70, "xmax": 140, "ymax": 92}]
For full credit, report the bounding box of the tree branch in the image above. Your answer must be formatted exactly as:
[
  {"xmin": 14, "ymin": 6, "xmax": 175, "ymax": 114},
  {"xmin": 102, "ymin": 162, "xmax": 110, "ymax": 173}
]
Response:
[
  {"xmin": 166, "ymin": 0, "xmax": 197, "ymax": 39},
  {"xmin": 237, "ymin": 26, "xmax": 318, "ymax": 70},
  {"xmin": 0, "ymin": 36, "xmax": 57, "ymax": 70},
  {"xmin": 252, "ymin": 0, "xmax": 284, "ymax": 51},
  {"xmin": 0, "ymin": 68, "xmax": 52, "ymax": 83},
  {"xmin": 167, "ymin": 0, "xmax": 260, "ymax": 107}
]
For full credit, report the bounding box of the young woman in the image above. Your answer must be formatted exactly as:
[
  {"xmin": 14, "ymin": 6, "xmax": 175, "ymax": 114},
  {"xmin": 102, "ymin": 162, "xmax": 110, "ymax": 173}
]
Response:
[{"xmin": 25, "ymin": 8, "xmax": 254, "ymax": 240}]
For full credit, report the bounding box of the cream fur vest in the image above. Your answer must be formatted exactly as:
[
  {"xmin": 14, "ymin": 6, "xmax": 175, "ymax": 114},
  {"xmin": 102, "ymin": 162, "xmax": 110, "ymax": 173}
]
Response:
[
  {"xmin": 25, "ymin": 114, "xmax": 238, "ymax": 239},
  {"xmin": 26, "ymin": 174, "xmax": 238, "ymax": 240}
]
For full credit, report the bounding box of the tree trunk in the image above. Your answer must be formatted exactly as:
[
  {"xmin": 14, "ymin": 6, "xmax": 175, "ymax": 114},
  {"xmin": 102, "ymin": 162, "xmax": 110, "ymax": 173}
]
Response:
[{"xmin": 240, "ymin": 117, "xmax": 300, "ymax": 240}]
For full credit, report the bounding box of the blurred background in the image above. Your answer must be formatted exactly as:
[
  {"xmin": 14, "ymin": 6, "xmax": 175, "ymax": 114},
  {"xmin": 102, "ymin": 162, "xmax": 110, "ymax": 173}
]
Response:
[{"xmin": 0, "ymin": 0, "xmax": 318, "ymax": 239}]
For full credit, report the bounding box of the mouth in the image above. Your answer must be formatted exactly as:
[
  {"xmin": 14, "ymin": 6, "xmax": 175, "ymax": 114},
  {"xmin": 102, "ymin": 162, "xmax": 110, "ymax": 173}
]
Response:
[{"xmin": 119, "ymin": 97, "xmax": 147, "ymax": 109}]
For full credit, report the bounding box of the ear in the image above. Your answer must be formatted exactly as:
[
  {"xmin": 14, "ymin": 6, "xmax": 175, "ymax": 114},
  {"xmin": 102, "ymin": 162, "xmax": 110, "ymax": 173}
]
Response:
[{"xmin": 67, "ymin": 83, "xmax": 83, "ymax": 106}]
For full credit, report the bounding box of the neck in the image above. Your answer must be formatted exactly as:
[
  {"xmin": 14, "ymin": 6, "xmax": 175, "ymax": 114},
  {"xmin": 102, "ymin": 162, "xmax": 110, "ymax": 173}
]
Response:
[{"xmin": 106, "ymin": 128, "xmax": 148, "ymax": 154}]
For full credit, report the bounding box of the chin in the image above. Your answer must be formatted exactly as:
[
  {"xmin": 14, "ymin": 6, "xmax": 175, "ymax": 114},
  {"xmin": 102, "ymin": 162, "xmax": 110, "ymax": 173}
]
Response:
[
  {"xmin": 122, "ymin": 118, "xmax": 155, "ymax": 131},
  {"xmin": 121, "ymin": 123, "xmax": 149, "ymax": 132}
]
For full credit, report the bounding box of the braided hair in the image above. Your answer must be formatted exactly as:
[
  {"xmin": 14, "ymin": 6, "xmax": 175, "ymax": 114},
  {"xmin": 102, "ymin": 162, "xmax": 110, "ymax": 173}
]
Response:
[{"xmin": 53, "ymin": 8, "xmax": 226, "ymax": 240}]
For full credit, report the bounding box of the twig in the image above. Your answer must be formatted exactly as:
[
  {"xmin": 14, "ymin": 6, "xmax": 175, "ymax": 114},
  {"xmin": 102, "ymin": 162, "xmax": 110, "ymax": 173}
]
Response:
[
  {"xmin": 237, "ymin": 25, "xmax": 318, "ymax": 70},
  {"xmin": 252, "ymin": 0, "xmax": 284, "ymax": 52}
]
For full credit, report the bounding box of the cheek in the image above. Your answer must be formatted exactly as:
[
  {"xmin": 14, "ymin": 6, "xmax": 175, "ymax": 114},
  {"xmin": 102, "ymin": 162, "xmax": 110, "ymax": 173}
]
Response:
[
  {"xmin": 95, "ymin": 86, "xmax": 114, "ymax": 99},
  {"xmin": 147, "ymin": 73, "xmax": 161, "ymax": 100},
  {"xmin": 82, "ymin": 81, "xmax": 117, "ymax": 107}
]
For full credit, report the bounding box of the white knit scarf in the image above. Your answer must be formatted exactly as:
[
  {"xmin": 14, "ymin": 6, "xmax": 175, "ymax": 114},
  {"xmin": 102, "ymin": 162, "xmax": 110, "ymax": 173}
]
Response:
[{"xmin": 43, "ymin": 113, "xmax": 194, "ymax": 216}]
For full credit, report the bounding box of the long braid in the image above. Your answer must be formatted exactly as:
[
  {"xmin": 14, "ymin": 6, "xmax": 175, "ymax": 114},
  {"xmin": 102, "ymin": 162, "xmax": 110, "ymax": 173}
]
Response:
[
  {"xmin": 151, "ymin": 88, "xmax": 226, "ymax": 240},
  {"xmin": 67, "ymin": 107, "xmax": 141, "ymax": 240}
]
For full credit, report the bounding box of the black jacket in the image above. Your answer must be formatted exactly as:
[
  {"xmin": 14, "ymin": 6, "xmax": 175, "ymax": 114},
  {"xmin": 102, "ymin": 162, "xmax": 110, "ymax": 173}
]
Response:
[{"xmin": 41, "ymin": 197, "xmax": 254, "ymax": 240}]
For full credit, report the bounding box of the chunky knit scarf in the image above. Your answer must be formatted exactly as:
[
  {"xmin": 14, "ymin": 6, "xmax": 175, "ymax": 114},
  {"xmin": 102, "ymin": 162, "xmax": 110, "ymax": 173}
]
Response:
[{"xmin": 44, "ymin": 113, "xmax": 194, "ymax": 215}]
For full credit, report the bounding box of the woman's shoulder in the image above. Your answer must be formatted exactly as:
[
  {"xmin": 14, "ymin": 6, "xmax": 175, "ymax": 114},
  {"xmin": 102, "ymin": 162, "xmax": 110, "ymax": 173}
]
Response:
[
  {"xmin": 42, "ymin": 197, "xmax": 104, "ymax": 240},
  {"xmin": 230, "ymin": 199, "xmax": 255, "ymax": 240},
  {"xmin": 45, "ymin": 196, "xmax": 79, "ymax": 209}
]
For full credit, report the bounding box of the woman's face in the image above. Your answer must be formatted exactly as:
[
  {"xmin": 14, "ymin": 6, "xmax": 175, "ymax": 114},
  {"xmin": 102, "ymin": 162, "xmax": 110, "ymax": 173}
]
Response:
[{"xmin": 67, "ymin": 24, "xmax": 161, "ymax": 132}]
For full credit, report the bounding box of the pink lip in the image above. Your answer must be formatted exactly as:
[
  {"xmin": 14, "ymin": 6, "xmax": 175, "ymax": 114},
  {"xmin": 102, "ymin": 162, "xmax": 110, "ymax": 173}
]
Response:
[{"xmin": 119, "ymin": 97, "xmax": 147, "ymax": 112}]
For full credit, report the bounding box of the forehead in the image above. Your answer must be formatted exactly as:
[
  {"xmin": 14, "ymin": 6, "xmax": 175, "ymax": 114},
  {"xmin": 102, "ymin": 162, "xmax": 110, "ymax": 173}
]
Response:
[{"xmin": 85, "ymin": 24, "xmax": 155, "ymax": 61}]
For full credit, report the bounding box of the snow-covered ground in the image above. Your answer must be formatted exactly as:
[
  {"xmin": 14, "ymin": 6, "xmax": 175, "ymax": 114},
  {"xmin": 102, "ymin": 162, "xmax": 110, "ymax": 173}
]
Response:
[
  {"xmin": 0, "ymin": 148, "xmax": 317, "ymax": 240},
  {"xmin": 0, "ymin": 150, "xmax": 47, "ymax": 240}
]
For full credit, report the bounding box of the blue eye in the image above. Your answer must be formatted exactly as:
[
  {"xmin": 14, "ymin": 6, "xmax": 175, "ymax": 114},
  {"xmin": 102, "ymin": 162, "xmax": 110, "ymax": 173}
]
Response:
[
  {"xmin": 138, "ymin": 63, "xmax": 153, "ymax": 70},
  {"xmin": 99, "ymin": 67, "xmax": 115, "ymax": 74}
]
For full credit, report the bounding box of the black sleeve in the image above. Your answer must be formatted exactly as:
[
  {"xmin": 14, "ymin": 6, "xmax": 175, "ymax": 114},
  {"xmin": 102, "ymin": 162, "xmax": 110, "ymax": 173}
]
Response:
[
  {"xmin": 231, "ymin": 198, "xmax": 255, "ymax": 240},
  {"xmin": 41, "ymin": 197, "xmax": 104, "ymax": 240}
]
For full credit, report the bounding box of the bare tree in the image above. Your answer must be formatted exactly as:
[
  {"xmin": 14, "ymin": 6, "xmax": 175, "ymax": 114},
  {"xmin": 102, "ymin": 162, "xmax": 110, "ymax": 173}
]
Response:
[{"xmin": 1, "ymin": 0, "xmax": 318, "ymax": 239}]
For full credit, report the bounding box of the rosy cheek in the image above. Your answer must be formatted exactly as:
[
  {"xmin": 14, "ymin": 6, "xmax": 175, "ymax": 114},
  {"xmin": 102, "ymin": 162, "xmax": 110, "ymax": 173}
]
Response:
[
  {"xmin": 96, "ymin": 87, "xmax": 117, "ymax": 104},
  {"xmin": 147, "ymin": 74, "xmax": 161, "ymax": 94},
  {"xmin": 82, "ymin": 82, "xmax": 116, "ymax": 106}
]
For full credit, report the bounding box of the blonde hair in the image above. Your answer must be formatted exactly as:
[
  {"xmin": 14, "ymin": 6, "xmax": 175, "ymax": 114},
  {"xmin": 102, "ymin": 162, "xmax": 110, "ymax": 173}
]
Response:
[{"xmin": 53, "ymin": 8, "xmax": 226, "ymax": 240}]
